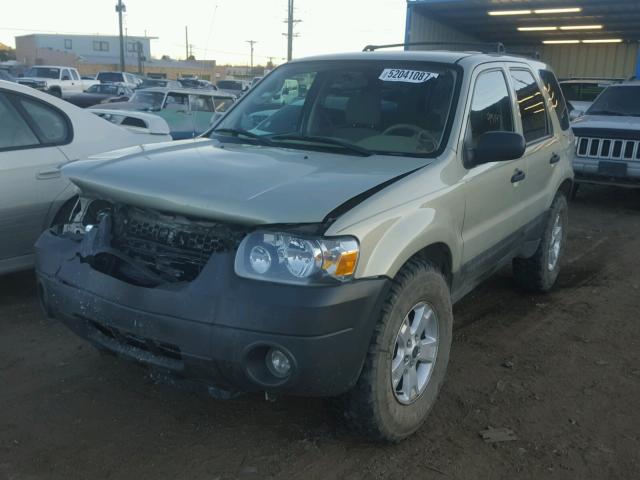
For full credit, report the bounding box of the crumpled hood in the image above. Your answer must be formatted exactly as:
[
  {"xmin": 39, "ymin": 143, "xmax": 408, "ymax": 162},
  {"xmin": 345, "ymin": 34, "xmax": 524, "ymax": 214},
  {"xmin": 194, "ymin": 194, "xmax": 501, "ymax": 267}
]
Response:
[
  {"xmin": 572, "ymin": 114, "xmax": 640, "ymax": 133},
  {"xmin": 63, "ymin": 138, "xmax": 430, "ymax": 225}
]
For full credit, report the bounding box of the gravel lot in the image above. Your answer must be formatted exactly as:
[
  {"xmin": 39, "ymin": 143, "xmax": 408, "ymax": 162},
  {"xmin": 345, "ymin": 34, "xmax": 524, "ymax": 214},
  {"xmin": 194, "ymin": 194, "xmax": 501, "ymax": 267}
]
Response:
[{"xmin": 1, "ymin": 185, "xmax": 639, "ymax": 480}]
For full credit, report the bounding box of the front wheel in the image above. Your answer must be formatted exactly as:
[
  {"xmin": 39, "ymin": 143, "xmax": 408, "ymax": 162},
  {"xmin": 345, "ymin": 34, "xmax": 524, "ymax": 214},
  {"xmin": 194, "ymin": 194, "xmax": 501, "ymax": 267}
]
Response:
[
  {"xmin": 333, "ymin": 259, "xmax": 453, "ymax": 442},
  {"xmin": 513, "ymin": 193, "xmax": 568, "ymax": 292}
]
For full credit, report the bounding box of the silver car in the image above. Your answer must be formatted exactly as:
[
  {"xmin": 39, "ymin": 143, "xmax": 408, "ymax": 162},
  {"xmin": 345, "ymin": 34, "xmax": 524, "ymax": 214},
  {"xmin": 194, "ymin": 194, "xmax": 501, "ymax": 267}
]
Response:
[{"xmin": 0, "ymin": 80, "xmax": 171, "ymax": 275}]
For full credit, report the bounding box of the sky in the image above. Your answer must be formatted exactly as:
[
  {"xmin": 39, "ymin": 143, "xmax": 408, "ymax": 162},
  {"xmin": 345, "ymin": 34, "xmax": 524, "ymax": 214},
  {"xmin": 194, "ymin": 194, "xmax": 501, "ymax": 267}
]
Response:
[{"xmin": 1, "ymin": 0, "xmax": 408, "ymax": 65}]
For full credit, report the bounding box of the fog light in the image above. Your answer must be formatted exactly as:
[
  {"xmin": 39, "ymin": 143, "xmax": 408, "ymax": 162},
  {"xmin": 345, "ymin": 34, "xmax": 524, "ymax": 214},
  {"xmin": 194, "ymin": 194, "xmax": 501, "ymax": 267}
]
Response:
[{"xmin": 266, "ymin": 348, "xmax": 291, "ymax": 379}]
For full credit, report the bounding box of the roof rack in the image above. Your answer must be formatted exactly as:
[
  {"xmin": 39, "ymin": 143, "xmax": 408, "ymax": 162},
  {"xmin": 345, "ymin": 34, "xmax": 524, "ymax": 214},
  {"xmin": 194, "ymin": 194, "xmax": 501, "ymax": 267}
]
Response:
[{"xmin": 363, "ymin": 41, "xmax": 506, "ymax": 54}]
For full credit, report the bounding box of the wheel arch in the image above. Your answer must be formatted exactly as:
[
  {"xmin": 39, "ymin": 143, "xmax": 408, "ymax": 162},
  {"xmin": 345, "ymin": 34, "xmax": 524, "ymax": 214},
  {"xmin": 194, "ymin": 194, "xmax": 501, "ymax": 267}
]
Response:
[
  {"xmin": 402, "ymin": 242, "xmax": 453, "ymax": 286},
  {"xmin": 557, "ymin": 177, "xmax": 573, "ymax": 200}
]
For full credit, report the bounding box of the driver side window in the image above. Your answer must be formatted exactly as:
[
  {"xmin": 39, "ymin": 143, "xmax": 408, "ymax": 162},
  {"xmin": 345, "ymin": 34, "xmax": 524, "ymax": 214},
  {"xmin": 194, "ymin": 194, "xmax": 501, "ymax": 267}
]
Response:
[{"xmin": 468, "ymin": 69, "xmax": 514, "ymax": 148}]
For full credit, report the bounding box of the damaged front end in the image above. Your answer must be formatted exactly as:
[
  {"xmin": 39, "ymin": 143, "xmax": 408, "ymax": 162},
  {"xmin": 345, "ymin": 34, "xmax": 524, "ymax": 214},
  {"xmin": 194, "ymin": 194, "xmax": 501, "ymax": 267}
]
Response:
[
  {"xmin": 61, "ymin": 198, "xmax": 248, "ymax": 287},
  {"xmin": 36, "ymin": 197, "xmax": 390, "ymax": 398}
]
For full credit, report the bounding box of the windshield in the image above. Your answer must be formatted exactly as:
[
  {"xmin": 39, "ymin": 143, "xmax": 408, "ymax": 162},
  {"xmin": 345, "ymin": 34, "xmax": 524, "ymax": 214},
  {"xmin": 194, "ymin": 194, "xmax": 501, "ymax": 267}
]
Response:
[
  {"xmin": 561, "ymin": 82, "xmax": 606, "ymax": 102},
  {"xmin": 129, "ymin": 91, "xmax": 165, "ymax": 110},
  {"xmin": 211, "ymin": 60, "xmax": 458, "ymax": 156},
  {"xmin": 140, "ymin": 79, "xmax": 167, "ymax": 88},
  {"xmin": 25, "ymin": 67, "xmax": 60, "ymax": 79},
  {"xmin": 587, "ymin": 86, "xmax": 640, "ymax": 117},
  {"xmin": 97, "ymin": 72, "xmax": 124, "ymax": 83},
  {"xmin": 218, "ymin": 80, "xmax": 243, "ymax": 90},
  {"xmin": 86, "ymin": 84, "xmax": 121, "ymax": 95}
]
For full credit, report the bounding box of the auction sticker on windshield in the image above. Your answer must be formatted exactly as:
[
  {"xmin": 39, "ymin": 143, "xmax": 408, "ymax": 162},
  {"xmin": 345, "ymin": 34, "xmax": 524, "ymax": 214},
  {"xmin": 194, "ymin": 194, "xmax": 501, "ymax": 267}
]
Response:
[{"xmin": 379, "ymin": 69, "xmax": 439, "ymax": 83}]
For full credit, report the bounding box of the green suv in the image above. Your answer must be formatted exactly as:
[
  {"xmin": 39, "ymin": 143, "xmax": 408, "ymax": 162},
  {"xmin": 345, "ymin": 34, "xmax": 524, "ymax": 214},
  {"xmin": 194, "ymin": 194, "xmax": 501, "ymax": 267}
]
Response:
[{"xmin": 36, "ymin": 47, "xmax": 574, "ymax": 441}]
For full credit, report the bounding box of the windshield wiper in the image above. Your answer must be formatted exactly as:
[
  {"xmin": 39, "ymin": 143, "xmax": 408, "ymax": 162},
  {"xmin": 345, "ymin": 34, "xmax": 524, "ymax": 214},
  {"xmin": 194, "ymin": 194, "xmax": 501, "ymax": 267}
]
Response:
[
  {"xmin": 212, "ymin": 128, "xmax": 274, "ymax": 146},
  {"xmin": 268, "ymin": 134, "xmax": 373, "ymax": 157}
]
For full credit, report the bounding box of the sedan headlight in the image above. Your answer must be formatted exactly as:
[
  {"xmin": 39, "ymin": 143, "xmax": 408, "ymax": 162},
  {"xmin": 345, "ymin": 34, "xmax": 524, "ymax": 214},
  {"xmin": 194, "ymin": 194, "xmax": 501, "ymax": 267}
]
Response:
[{"xmin": 235, "ymin": 231, "xmax": 359, "ymax": 285}]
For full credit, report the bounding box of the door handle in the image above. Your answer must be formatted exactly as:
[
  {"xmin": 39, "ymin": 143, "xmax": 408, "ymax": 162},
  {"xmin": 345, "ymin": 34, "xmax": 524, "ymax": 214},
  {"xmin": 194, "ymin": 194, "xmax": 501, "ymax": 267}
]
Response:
[
  {"xmin": 36, "ymin": 167, "xmax": 61, "ymax": 180},
  {"xmin": 550, "ymin": 153, "xmax": 560, "ymax": 164},
  {"xmin": 511, "ymin": 169, "xmax": 526, "ymax": 183}
]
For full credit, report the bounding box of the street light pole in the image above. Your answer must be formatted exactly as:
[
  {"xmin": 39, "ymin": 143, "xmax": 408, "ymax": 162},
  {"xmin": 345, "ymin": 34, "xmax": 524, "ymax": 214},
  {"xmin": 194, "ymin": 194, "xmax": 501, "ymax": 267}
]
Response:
[{"xmin": 115, "ymin": 0, "xmax": 126, "ymax": 72}]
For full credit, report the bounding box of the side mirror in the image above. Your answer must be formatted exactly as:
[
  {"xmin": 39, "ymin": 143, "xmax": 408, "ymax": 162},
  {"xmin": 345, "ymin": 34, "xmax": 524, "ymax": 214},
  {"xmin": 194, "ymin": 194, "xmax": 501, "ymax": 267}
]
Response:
[
  {"xmin": 282, "ymin": 88, "xmax": 290, "ymax": 95},
  {"xmin": 473, "ymin": 131, "xmax": 526, "ymax": 166},
  {"xmin": 62, "ymin": 75, "xmax": 71, "ymax": 81}
]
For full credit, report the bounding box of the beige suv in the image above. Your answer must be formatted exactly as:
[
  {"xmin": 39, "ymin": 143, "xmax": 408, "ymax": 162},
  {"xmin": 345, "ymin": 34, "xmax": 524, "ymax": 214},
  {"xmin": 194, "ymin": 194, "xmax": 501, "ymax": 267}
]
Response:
[{"xmin": 35, "ymin": 47, "xmax": 574, "ymax": 442}]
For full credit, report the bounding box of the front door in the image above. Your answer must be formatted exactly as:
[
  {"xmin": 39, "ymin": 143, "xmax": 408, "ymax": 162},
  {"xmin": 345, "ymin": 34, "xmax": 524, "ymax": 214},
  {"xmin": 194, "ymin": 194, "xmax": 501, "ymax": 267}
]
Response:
[{"xmin": 460, "ymin": 66, "xmax": 529, "ymax": 273}]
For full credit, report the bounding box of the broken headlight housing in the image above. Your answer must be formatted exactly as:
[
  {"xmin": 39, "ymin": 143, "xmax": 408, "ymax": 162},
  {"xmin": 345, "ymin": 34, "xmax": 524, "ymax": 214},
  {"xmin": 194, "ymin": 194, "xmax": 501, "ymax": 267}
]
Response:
[{"xmin": 234, "ymin": 231, "xmax": 359, "ymax": 285}]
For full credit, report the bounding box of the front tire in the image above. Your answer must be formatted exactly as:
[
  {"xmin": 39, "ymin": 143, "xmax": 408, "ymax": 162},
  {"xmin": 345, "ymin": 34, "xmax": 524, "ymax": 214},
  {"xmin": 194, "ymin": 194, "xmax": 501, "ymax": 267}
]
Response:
[
  {"xmin": 513, "ymin": 193, "xmax": 568, "ymax": 292},
  {"xmin": 334, "ymin": 258, "xmax": 453, "ymax": 442}
]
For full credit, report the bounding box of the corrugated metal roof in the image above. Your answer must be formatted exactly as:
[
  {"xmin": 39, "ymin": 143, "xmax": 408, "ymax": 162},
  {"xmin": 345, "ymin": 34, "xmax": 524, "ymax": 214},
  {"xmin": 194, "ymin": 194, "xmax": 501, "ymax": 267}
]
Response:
[{"xmin": 408, "ymin": 0, "xmax": 640, "ymax": 44}]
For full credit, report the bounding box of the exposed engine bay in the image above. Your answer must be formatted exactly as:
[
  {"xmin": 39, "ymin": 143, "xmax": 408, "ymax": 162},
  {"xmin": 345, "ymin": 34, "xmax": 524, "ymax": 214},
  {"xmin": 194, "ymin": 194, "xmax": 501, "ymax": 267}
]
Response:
[{"xmin": 62, "ymin": 198, "xmax": 248, "ymax": 285}]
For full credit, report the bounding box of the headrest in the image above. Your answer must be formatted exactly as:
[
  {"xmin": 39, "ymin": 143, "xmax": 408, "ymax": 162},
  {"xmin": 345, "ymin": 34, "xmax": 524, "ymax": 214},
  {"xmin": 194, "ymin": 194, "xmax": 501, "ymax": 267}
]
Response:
[{"xmin": 345, "ymin": 91, "xmax": 381, "ymax": 127}]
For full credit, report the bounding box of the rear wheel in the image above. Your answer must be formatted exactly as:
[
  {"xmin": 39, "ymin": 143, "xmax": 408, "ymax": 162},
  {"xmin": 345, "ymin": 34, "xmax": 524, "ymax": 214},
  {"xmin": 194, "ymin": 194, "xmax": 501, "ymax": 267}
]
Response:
[
  {"xmin": 513, "ymin": 194, "xmax": 568, "ymax": 292},
  {"xmin": 333, "ymin": 258, "xmax": 453, "ymax": 442}
]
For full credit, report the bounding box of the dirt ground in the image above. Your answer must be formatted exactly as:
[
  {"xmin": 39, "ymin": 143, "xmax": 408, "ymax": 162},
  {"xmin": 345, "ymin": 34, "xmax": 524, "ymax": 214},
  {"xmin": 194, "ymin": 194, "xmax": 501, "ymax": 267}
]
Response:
[{"xmin": 1, "ymin": 184, "xmax": 639, "ymax": 480}]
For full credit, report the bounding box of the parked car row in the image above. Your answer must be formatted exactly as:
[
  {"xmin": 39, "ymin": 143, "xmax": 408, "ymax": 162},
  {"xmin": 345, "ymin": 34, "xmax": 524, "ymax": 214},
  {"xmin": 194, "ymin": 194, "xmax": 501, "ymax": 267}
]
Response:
[{"xmin": 93, "ymin": 87, "xmax": 236, "ymax": 139}]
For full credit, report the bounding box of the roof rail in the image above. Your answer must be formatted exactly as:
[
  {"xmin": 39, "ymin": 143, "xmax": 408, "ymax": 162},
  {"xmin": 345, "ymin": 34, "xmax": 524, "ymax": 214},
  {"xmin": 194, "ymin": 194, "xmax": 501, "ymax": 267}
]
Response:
[{"xmin": 363, "ymin": 41, "xmax": 506, "ymax": 54}]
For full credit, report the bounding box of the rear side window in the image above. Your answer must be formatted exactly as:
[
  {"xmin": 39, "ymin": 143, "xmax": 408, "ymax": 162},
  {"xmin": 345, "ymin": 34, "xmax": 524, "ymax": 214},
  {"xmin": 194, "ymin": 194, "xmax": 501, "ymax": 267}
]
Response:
[
  {"xmin": 70, "ymin": 69, "xmax": 80, "ymax": 81},
  {"xmin": 468, "ymin": 69, "xmax": 514, "ymax": 147},
  {"xmin": 18, "ymin": 96, "xmax": 71, "ymax": 144},
  {"xmin": 0, "ymin": 93, "xmax": 39, "ymax": 150},
  {"xmin": 540, "ymin": 70, "xmax": 570, "ymax": 131},
  {"xmin": 510, "ymin": 69, "xmax": 550, "ymax": 143}
]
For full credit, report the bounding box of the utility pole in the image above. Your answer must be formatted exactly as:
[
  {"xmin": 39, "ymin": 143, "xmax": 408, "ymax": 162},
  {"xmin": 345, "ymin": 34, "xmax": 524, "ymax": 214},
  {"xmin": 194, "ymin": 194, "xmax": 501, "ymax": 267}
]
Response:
[
  {"xmin": 115, "ymin": 0, "xmax": 126, "ymax": 71},
  {"xmin": 246, "ymin": 40, "xmax": 257, "ymax": 73},
  {"xmin": 283, "ymin": 0, "xmax": 301, "ymax": 61},
  {"xmin": 185, "ymin": 26, "xmax": 189, "ymax": 60}
]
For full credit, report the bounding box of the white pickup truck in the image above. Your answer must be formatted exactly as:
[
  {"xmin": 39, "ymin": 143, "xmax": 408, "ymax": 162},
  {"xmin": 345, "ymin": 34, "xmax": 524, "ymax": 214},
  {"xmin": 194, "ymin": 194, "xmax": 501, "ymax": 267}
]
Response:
[{"xmin": 18, "ymin": 66, "xmax": 99, "ymax": 99}]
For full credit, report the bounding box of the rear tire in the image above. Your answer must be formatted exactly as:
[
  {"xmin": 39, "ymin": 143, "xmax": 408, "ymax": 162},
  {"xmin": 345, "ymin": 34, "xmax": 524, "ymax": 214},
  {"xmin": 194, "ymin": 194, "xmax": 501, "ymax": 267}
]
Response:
[
  {"xmin": 513, "ymin": 194, "xmax": 568, "ymax": 292},
  {"xmin": 332, "ymin": 258, "xmax": 453, "ymax": 442}
]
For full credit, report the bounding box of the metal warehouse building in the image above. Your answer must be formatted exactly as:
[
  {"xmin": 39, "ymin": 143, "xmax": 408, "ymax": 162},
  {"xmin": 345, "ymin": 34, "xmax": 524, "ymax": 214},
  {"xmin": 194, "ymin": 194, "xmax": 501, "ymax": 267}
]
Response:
[{"xmin": 405, "ymin": 0, "xmax": 640, "ymax": 79}]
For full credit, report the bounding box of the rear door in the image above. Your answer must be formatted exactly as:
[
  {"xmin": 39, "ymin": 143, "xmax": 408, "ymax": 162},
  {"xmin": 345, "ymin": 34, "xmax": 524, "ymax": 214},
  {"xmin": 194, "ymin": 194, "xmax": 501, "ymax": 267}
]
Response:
[
  {"xmin": 507, "ymin": 67, "xmax": 560, "ymax": 225},
  {"xmin": 460, "ymin": 64, "xmax": 529, "ymax": 270},
  {"xmin": 0, "ymin": 90, "xmax": 70, "ymax": 263},
  {"xmin": 189, "ymin": 94, "xmax": 216, "ymax": 135},
  {"xmin": 158, "ymin": 91, "xmax": 192, "ymax": 139}
]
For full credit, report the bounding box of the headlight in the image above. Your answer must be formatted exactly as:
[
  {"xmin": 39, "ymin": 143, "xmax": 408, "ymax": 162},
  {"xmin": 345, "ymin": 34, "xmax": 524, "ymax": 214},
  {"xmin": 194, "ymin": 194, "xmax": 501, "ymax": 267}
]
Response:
[{"xmin": 235, "ymin": 231, "xmax": 359, "ymax": 285}]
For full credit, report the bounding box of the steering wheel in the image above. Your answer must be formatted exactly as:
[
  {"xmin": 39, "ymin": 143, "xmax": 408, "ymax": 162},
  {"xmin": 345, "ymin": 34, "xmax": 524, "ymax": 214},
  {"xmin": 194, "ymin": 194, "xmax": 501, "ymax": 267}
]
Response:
[{"xmin": 382, "ymin": 124, "xmax": 439, "ymax": 153}]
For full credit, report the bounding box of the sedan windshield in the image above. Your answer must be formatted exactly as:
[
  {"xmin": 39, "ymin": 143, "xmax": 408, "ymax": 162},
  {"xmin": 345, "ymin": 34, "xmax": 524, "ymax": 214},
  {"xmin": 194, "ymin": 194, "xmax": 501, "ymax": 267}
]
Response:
[
  {"xmin": 217, "ymin": 80, "xmax": 243, "ymax": 90},
  {"xmin": 587, "ymin": 86, "xmax": 640, "ymax": 117},
  {"xmin": 211, "ymin": 60, "xmax": 458, "ymax": 156},
  {"xmin": 129, "ymin": 91, "xmax": 165, "ymax": 110},
  {"xmin": 25, "ymin": 67, "xmax": 60, "ymax": 79},
  {"xmin": 97, "ymin": 72, "xmax": 124, "ymax": 83}
]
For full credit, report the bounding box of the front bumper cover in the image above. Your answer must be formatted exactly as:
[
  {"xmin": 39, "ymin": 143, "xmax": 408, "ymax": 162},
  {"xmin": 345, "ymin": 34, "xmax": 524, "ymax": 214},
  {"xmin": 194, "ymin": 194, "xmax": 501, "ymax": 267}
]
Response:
[
  {"xmin": 35, "ymin": 229, "xmax": 390, "ymax": 397},
  {"xmin": 573, "ymin": 158, "xmax": 640, "ymax": 187}
]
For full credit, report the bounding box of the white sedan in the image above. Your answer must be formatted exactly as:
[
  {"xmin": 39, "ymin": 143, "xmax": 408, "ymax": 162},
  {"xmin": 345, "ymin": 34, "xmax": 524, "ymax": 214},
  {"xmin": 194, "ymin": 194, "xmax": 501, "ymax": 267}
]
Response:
[{"xmin": 0, "ymin": 80, "xmax": 173, "ymax": 275}]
